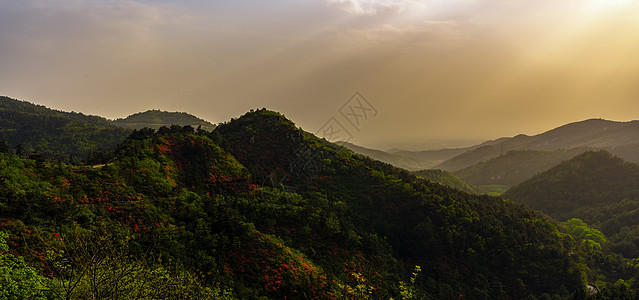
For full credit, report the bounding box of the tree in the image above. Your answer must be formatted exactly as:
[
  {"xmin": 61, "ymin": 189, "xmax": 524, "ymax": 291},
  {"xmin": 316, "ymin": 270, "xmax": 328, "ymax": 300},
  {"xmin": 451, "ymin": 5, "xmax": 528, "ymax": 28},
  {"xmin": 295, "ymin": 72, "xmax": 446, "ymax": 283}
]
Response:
[
  {"xmin": 0, "ymin": 231, "xmax": 49, "ymax": 299},
  {"xmin": 15, "ymin": 143, "xmax": 26, "ymax": 157},
  {"xmin": 45, "ymin": 225, "xmax": 231, "ymax": 299},
  {"xmin": 0, "ymin": 140, "xmax": 8, "ymax": 153}
]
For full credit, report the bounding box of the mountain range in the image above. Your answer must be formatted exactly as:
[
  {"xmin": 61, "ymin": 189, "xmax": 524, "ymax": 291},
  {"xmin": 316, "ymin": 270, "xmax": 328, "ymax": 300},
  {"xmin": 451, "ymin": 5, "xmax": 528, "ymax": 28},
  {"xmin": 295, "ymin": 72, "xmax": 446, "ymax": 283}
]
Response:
[
  {"xmin": 0, "ymin": 96, "xmax": 215, "ymax": 162},
  {"xmin": 1, "ymin": 96, "xmax": 638, "ymax": 298},
  {"xmin": 340, "ymin": 118, "xmax": 639, "ymax": 194}
]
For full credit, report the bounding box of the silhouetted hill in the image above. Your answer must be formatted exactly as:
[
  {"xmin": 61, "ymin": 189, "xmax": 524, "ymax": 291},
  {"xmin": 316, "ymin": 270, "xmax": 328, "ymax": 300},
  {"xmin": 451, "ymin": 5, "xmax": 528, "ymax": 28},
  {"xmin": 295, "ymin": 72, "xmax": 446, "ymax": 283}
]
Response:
[
  {"xmin": 389, "ymin": 147, "xmax": 472, "ymax": 167},
  {"xmin": 113, "ymin": 109, "xmax": 216, "ymax": 131},
  {"xmin": 436, "ymin": 119, "xmax": 639, "ymax": 171},
  {"xmin": 453, "ymin": 149, "xmax": 587, "ymax": 187},
  {"xmin": 0, "ymin": 96, "xmax": 129, "ymax": 161},
  {"xmin": 609, "ymin": 142, "xmax": 639, "ymax": 165},
  {"xmin": 503, "ymin": 151, "xmax": 639, "ymax": 219},
  {"xmin": 336, "ymin": 141, "xmax": 434, "ymax": 170}
]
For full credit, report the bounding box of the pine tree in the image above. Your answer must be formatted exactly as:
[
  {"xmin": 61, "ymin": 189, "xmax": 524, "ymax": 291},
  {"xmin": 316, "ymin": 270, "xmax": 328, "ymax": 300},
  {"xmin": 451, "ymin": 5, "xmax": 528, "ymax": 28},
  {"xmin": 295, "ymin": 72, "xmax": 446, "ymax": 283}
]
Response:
[{"xmin": 0, "ymin": 140, "xmax": 8, "ymax": 153}]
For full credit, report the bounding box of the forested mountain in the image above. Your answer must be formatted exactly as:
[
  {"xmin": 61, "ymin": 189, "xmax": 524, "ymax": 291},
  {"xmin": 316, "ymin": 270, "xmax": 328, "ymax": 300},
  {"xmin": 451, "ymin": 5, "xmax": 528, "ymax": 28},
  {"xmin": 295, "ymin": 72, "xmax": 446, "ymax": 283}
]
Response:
[
  {"xmin": 2, "ymin": 109, "xmax": 637, "ymax": 298},
  {"xmin": 0, "ymin": 96, "xmax": 130, "ymax": 161},
  {"xmin": 503, "ymin": 150, "xmax": 639, "ymax": 258},
  {"xmin": 113, "ymin": 110, "xmax": 216, "ymax": 131},
  {"xmin": 453, "ymin": 149, "xmax": 587, "ymax": 188}
]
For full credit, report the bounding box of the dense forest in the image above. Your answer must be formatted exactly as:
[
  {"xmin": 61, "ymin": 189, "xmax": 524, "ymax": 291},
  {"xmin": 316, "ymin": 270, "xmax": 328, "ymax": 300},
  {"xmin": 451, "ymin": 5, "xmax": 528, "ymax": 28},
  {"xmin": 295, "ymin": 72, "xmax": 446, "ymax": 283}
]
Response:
[
  {"xmin": 2, "ymin": 106, "xmax": 639, "ymax": 298},
  {"xmin": 412, "ymin": 169, "xmax": 477, "ymax": 194},
  {"xmin": 504, "ymin": 150, "xmax": 639, "ymax": 260},
  {"xmin": 0, "ymin": 96, "xmax": 129, "ymax": 162},
  {"xmin": 113, "ymin": 110, "xmax": 216, "ymax": 131}
]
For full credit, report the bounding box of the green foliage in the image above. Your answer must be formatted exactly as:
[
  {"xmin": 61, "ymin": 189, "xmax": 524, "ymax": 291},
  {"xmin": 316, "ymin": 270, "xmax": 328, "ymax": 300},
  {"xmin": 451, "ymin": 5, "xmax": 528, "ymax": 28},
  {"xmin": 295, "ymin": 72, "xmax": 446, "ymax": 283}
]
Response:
[
  {"xmin": 413, "ymin": 169, "xmax": 477, "ymax": 193},
  {"xmin": 0, "ymin": 109, "xmax": 638, "ymax": 299},
  {"xmin": 562, "ymin": 218, "xmax": 607, "ymax": 251},
  {"xmin": 397, "ymin": 265, "xmax": 421, "ymax": 300},
  {"xmin": 1, "ymin": 231, "xmax": 48, "ymax": 299},
  {"xmin": 44, "ymin": 226, "xmax": 229, "ymax": 300},
  {"xmin": 0, "ymin": 96, "xmax": 129, "ymax": 162},
  {"xmin": 505, "ymin": 151, "xmax": 639, "ymax": 259}
]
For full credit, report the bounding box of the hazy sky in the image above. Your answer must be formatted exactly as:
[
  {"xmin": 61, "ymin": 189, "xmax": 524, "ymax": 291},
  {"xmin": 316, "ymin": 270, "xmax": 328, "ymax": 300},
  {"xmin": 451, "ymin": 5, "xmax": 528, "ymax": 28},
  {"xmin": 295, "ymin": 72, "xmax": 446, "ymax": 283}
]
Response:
[{"xmin": 2, "ymin": 0, "xmax": 639, "ymax": 150}]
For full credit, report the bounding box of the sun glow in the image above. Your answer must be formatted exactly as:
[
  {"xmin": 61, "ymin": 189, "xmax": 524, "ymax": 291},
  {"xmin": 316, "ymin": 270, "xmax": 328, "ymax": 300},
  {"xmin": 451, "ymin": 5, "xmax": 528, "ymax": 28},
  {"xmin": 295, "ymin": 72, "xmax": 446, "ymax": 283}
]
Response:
[{"xmin": 584, "ymin": 0, "xmax": 635, "ymax": 13}]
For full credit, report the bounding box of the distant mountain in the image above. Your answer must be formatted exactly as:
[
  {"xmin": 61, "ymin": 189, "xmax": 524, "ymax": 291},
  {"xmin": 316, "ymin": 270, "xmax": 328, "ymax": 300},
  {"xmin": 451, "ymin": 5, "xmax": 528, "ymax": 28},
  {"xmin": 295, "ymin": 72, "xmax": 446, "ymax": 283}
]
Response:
[
  {"xmin": 389, "ymin": 147, "xmax": 472, "ymax": 166},
  {"xmin": 453, "ymin": 149, "xmax": 588, "ymax": 187},
  {"xmin": 113, "ymin": 110, "xmax": 216, "ymax": 131},
  {"xmin": 336, "ymin": 141, "xmax": 435, "ymax": 170},
  {"xmin": 0, "ymin": 96, "xmax": 115, "ymax": 127},
  {"xmin": 412, "ymin": 169, "xmax": 477, "ymax": 193},
  {"xmin": 436, "ymin": 119, "xmax": 639, "ymax": 171},
  {"xmin": 0, "ymin": 96, "xmax": 129, "ymax": 160},
  {"xmin": 609, "ymin": 142, "xmax": 639, "ymax": 165},
  {"xmin": 503, "ymin": 150, "xmax": 639, "ymax": 258}
]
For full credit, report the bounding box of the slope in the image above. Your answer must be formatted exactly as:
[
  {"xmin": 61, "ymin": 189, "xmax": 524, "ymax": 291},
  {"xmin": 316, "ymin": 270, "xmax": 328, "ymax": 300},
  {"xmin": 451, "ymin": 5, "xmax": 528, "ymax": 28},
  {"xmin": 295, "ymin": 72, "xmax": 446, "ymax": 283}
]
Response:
[
  {"xmin": 0, "ymin": 96, "xmax": 130, "ymax": 161},
  {"xmin": 336, "ymin": 141, "xmax": 434, "ymax": 170},
  {"xmin": 503, "ymin": 150, "xmax": 639, "ymax": 258},
  {"xmin": 412, "ymin": 169, "xmax": 478, "ymax": 194},
  {"xmin": 453, "ymin": 149, "xmax": 587, "ymax": 187}
]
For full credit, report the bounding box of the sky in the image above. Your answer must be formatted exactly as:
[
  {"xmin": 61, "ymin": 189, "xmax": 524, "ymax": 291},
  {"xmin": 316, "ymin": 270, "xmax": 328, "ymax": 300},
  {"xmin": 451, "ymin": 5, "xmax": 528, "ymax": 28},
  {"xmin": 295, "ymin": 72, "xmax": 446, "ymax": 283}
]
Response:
[{"xmin": 1, "ymin": 0, "xmax": 639, "ymax": 150}]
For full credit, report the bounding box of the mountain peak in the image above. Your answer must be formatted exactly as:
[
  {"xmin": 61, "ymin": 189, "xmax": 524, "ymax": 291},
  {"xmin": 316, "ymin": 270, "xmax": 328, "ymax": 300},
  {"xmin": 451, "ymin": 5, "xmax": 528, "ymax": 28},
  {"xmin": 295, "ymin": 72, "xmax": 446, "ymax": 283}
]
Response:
[{"xmin": 114, "ymin": 109, "xmax": 216, "ymax": 130}]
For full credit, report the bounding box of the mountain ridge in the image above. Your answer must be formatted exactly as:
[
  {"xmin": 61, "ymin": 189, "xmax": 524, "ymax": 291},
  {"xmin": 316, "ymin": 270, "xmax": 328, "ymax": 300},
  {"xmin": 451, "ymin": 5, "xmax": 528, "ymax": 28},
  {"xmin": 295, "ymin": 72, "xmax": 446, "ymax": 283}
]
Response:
[
  {"xmin": 113, "ymin": 109, "xmax": 216, "ymax": 131},
  {"xmin": 436, "ymin": 118, "xmax": 639, "ymax": 171}
]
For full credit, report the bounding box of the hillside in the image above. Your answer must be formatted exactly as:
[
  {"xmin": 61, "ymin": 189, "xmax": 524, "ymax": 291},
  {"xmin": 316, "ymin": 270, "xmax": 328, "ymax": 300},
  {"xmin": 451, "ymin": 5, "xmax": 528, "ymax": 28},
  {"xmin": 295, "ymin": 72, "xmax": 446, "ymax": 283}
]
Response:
[
  {"xmin": 503, "ymin": 150, "xmax": 639, "ymax": 258},
  {"xmin": 453, "ymin": 149, "xmax": 587, "ymax": 188},
  {"xmin": 336, "ymin": 141, "xmax": 434, "ymax": 170},
  {"xmin": 0, "ymin": 96, "xmax": 130, "ymax": 161},
  {"xmin": 412, "ymin": 169, "xmax": 477, "ymax": 193},
  {"xmin": 113, "ymin": 110, "xmax": 216, "ymax": 131},
  {"xmin": 2, "ymin": 109, "xmax": 637, "ymax": 298}
]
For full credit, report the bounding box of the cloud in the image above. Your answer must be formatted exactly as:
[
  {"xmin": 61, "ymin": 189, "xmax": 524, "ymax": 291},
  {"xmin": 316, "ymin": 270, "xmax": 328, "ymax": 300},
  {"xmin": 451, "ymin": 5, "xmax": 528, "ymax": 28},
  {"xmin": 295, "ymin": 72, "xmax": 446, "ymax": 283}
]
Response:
[
  {"xmin": 325, "ymin": 0, "xmax": 420, "ymax": 15},
  {"xmin": 0, "ymin": 0, "xmax": 191, "ymax": 48},
  {"xmin": 335, "ymin": 20, "xmax": 464, "ymax": 48}
]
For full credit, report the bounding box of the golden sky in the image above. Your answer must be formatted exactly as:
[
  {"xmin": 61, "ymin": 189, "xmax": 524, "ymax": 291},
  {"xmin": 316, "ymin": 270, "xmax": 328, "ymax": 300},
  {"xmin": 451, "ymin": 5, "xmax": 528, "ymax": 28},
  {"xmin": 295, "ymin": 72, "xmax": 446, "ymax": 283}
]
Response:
[{"xmin": 1, "ymin": 0, "xmax": 639, "ymax": 149}]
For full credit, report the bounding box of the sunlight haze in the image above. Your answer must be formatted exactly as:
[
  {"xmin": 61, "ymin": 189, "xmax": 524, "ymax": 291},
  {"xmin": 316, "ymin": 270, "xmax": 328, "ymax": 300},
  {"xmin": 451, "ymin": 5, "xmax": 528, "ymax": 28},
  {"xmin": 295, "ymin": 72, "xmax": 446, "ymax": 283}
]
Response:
[{"xmin": 1, "ymin": 0, "xmax": 639, "ymax": 149}]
